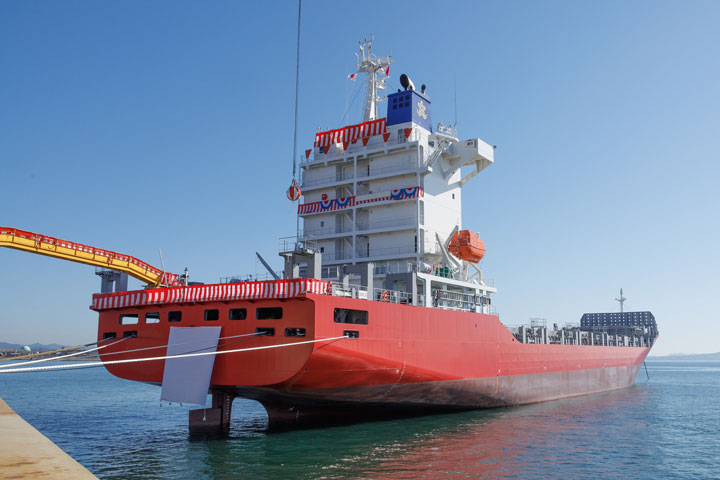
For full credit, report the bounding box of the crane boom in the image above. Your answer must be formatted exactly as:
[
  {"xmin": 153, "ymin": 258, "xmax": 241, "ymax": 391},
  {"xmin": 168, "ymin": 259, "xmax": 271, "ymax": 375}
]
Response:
[{"xmin": 0, "ymin": 227, "xmax": 180, "ymax": 287}]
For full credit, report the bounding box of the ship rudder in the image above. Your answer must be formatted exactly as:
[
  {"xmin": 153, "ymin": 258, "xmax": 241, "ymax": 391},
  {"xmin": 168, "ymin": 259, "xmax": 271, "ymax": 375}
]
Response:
[{"xmin": 188, "ymin": 390, "xmax": 236, "ymax": 436}]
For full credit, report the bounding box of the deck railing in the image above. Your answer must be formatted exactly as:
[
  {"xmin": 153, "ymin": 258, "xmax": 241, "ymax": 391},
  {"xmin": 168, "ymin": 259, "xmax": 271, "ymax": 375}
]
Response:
[
  {"xmin": 330, "ymin": 282, "xmax": 425, "ymax": 306},
  {"xmin": 356, "ymin": 216, "xmax": 417, "ymax": 232},
  {"xmin": 301, "ymin": 132, "xmax": 420, "ymax": 165}
]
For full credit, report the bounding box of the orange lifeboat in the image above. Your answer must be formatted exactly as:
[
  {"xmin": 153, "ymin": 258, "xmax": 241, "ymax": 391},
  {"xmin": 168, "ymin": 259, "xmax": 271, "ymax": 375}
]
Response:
[{"xmin": 448, "ymin": 230, "xmax": 485, "ymax": 263}]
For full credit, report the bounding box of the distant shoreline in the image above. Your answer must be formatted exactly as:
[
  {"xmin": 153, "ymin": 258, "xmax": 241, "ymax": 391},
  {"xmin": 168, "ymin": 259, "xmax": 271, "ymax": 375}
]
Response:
[{"xmin": 647, "ymin": 353, "xmax": 720, "ymax": 362}]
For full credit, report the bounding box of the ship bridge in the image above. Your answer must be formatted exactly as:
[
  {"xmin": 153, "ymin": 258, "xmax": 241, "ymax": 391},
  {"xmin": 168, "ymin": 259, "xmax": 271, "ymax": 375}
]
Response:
[{"xmin": 286, "ymin": 38, "xmax": 496, "ymax": 313}]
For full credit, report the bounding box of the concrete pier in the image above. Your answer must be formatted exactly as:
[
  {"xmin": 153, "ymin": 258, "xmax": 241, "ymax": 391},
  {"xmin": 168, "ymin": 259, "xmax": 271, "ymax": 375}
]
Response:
[{"xmin": 0, "ymin": 398, "xmax": 97, "ymax": 479}]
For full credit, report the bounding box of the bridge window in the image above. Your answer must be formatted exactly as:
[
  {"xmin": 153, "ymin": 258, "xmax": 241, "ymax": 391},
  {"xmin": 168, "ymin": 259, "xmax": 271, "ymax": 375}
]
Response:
[
  {"xmin": 119, "ymin": 314, "xmax": 138, "ymax": 325},
  {"xmin": 204, "ymin": 309, "xmax": 219, "ymax": 321},
  {"xmin": 334, "ymin": 308, "xmax": 368, "ymax": 325},
  {"xmin": 256, "ymin": 307, "xmax": 283, "ymax": 320},
  {"xmin": 168, "ymin": 311, "xmax": 182, "ymax": 323},
  {"xmin": 229, "ymin": 308, "xmax": 247, "ymax": 320},
  {"xmin": 145, "ymin": 312, "xmax": 160, "ymax": 324}
]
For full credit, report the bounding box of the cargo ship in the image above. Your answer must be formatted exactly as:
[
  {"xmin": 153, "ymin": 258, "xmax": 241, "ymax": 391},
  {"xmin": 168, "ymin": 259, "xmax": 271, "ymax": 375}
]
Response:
[{"xmin": 0, "ymin": 38, "xmax": 657, "ymax": 433}]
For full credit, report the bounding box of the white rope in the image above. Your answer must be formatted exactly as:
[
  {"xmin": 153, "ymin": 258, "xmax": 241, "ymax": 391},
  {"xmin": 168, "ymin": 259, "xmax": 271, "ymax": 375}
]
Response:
[
  {"xmin": 291, "ymin": 0, "xmax": 302, "ymax": 179},
  {"xmin": 0, "ymin": 336, "xmax": 348, "ymax": 374},
  {"xmin": 0, "ymin": 332, "xmax": 264, "ymax": 370},
  {"xmin": 0, "ymin": 336, "xmax": 130, "ymax": 369},
  {"xmin": 94, "ymin": 331, "xmax": 261, "ymax": 358}
]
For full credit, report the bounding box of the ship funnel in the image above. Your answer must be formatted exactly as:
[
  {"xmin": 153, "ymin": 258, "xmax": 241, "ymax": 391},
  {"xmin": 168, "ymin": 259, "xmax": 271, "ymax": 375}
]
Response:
[{"xmin": 400, "ymin": 74, "xmax": 415, "ymax": 91}]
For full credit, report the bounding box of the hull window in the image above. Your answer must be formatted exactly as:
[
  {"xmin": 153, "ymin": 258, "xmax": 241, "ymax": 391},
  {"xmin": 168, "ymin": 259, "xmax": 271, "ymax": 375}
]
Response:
[
  {"xmin": 168, "ymin": 311, "xmax": 182, "ymax": 323},
  {"xmin": 256, "ymin": 327, "xmax": 275, "ymax": 336},
  {"xmin": 256, "ymin": 307, "xmax": 283, "ymax": 320},
  {"xmin": 204, "ymin": 309, "xmax": 220, "ymax": 321},
  {"xmin": 334, "ymin": 308, "xmax": 368, "ymax": 325},
  {"xmin": 145, "ymin": 312, "xmax": 160, "ymax": 324},
  {"xmin": 119, "ymin": 314, "xmax": 139, "ymax": 325},
  {"xmin": 103, "ymin": 332, "xmax": 116, "ymax": 340},
  {"xmin": 285, "ymin": 328, "xmax": 306, "ymax": 337},
  {"xmin": 229, "ymin": 308, "xmax": 247, "ymax": 320},
  {"xmin": 123, "ymin": 331, "xmax": 137, "ymax": 338}
]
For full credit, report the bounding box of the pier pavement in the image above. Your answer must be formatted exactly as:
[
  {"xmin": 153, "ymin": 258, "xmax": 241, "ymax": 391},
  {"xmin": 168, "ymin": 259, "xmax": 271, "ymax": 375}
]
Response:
[{"xmin": 0, "ymin": 398, "xmax": 97, "ymax": 479}]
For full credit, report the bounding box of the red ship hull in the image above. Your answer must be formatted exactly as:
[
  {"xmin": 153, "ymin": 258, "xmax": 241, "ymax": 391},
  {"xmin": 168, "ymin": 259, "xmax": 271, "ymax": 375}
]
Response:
[{"xmin": 95, "ymin": 287, "xmax": 651, "ymax": 426}]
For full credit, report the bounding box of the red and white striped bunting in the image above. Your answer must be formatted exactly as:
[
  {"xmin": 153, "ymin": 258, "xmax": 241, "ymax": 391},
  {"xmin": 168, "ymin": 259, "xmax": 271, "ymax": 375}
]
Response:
[
  {"xmin": 91, "ymin": 278, "xmax": 331, "ymax": 310},
  {"xmin": 298, "ymin": 186, "xmax": 423, "ymax": 215},
  {"xmin": 314, "ymin": 118, "xmax": 387, "ymax": 148}
]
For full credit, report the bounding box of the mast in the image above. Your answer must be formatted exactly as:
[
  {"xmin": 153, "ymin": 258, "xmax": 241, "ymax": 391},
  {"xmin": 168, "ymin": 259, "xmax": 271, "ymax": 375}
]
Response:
[
  {"xmin": 615, "ymin": 288, "xmax": 626, "ymax": 313},
  {"xmin": 356, "ymin": 33, "xmax": 393, "ymax": 122}
]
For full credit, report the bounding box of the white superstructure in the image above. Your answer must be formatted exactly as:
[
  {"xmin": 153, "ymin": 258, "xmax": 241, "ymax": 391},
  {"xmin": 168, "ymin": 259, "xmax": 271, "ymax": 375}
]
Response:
[{"xmin": 285, "ymin": 38, "xmax": 497, "ymax": 313}]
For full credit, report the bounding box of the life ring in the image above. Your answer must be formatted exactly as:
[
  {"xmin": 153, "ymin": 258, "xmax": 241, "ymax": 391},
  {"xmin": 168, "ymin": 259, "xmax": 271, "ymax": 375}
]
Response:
[{"xmin": 381, "ymin": 290, "xmax": 390, "ymax": 302}]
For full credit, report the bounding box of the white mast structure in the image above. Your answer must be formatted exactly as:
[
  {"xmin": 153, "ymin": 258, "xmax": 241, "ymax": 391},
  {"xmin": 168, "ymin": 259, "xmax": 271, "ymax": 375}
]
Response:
[{"xmin": 356, "ymin": 34, "xmax": 393, "ymax": 122}]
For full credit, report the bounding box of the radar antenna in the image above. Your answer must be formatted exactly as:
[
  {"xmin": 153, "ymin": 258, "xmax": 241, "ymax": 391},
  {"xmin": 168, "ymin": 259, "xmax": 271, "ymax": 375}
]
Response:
[
  {"xmin": 355, "ymin": 34, "xmax": 393, "ymax": 122},
  {"xmin": 615, "ymin": 288, "xmax": 627, "ymax": 313}
]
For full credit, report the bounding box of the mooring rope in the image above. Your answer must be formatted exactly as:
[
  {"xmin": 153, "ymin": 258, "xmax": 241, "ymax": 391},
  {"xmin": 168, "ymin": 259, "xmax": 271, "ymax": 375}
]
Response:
[
  {"xmin": 0, "ymin": 336, "xmax": 349, "ymax": 374},
  {"xmin": 1, "ymin": 333, "xmax": 265, "ymax": 375},
  {"xmin": 0, "ymin": 332, "xmax": 268, "ymax": 370},
  {"xmin": 0, "ymin": 336, "xmax": 130, "ymax": 369},
  {"xmin": 93, "ymin": 331, "xmax": 264, "ymax": 359}
]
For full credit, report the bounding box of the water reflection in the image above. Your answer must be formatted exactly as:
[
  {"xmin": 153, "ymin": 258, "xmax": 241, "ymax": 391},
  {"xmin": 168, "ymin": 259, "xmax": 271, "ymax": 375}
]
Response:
[
  {"xmin": 4, "ymin": 363, "xmax": 717, "ymax": 480},
  {"xmin": 183, "ymin": 386, "xmax": 655, "ymax": 480}
]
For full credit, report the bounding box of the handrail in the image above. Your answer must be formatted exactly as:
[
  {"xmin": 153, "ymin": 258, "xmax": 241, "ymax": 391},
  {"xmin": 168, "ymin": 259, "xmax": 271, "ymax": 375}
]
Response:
[
  {"xmin": 301, "ymin": 173, "xmax": 354, "ymax": 188},
  {"xmin": 302, "ymin": 131, "xmax": 419, "ymax": 164},
  {"xmin": 356, "ymin": 162, "xmax": 417, "ymax": 179},
  {"xmin": 356, "ymin": 216, "xmax": 416, "ymax": 232}
]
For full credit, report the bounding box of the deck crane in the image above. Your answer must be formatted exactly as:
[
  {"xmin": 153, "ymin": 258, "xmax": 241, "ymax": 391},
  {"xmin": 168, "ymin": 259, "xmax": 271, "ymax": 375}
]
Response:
[{"xmin": 0, "ymin": 227, "xmax": 182, "ymax": 288}]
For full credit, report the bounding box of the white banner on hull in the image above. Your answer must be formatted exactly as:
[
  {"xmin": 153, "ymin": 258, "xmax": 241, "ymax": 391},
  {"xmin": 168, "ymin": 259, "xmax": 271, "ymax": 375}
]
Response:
[{"xmin": 160, "ymin": 327, "xmax": 221, "ymax": 406}]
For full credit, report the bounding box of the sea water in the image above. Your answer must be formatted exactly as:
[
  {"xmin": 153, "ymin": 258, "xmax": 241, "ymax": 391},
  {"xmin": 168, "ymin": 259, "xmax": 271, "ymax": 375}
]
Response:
[{"xmin": 0, "ymin": 361, "xmax": 718, "ymax": 479}]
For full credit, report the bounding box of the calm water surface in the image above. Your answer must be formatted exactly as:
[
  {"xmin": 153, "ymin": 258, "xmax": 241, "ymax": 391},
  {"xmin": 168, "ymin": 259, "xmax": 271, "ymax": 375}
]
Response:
[{"xmin": 1, "ymin": 361, "xmax": 718, "ymax": 479}]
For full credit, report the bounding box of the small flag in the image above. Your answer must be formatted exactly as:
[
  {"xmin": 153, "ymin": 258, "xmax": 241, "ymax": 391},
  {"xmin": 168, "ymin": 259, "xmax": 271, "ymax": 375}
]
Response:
[
  {"xmin": 385, "ymin": 66, "xmax": 390, "ymax": 76},
  {"xmin": 348, "ymin": 73, "xmax": 356, "ymax": 80}
]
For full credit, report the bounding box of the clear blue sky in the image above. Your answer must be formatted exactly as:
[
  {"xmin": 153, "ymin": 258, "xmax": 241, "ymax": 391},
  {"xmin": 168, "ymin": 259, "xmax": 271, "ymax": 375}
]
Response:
[{"xmin": 1, "ymin": 0, "xmax": 718, "ymax": 355}]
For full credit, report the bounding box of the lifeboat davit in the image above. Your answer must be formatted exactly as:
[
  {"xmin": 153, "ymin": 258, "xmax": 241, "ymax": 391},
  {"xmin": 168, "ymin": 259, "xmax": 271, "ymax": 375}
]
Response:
[{"xmin": 448, "ymin": 230, "xmax": 485, "ymax": 263}]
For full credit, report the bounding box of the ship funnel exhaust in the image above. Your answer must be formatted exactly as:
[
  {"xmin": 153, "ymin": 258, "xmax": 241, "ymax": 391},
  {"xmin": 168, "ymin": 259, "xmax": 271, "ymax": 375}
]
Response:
[{"xmin": 400, "ymin": 74, "xmax": 415, "ymax": 91}]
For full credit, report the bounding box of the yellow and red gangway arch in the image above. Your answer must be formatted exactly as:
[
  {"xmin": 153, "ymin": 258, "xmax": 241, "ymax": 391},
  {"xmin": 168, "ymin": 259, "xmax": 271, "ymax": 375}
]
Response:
[{"xmin": 0, "ymin": 227, "xmax": 181, "ymax": 287}]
